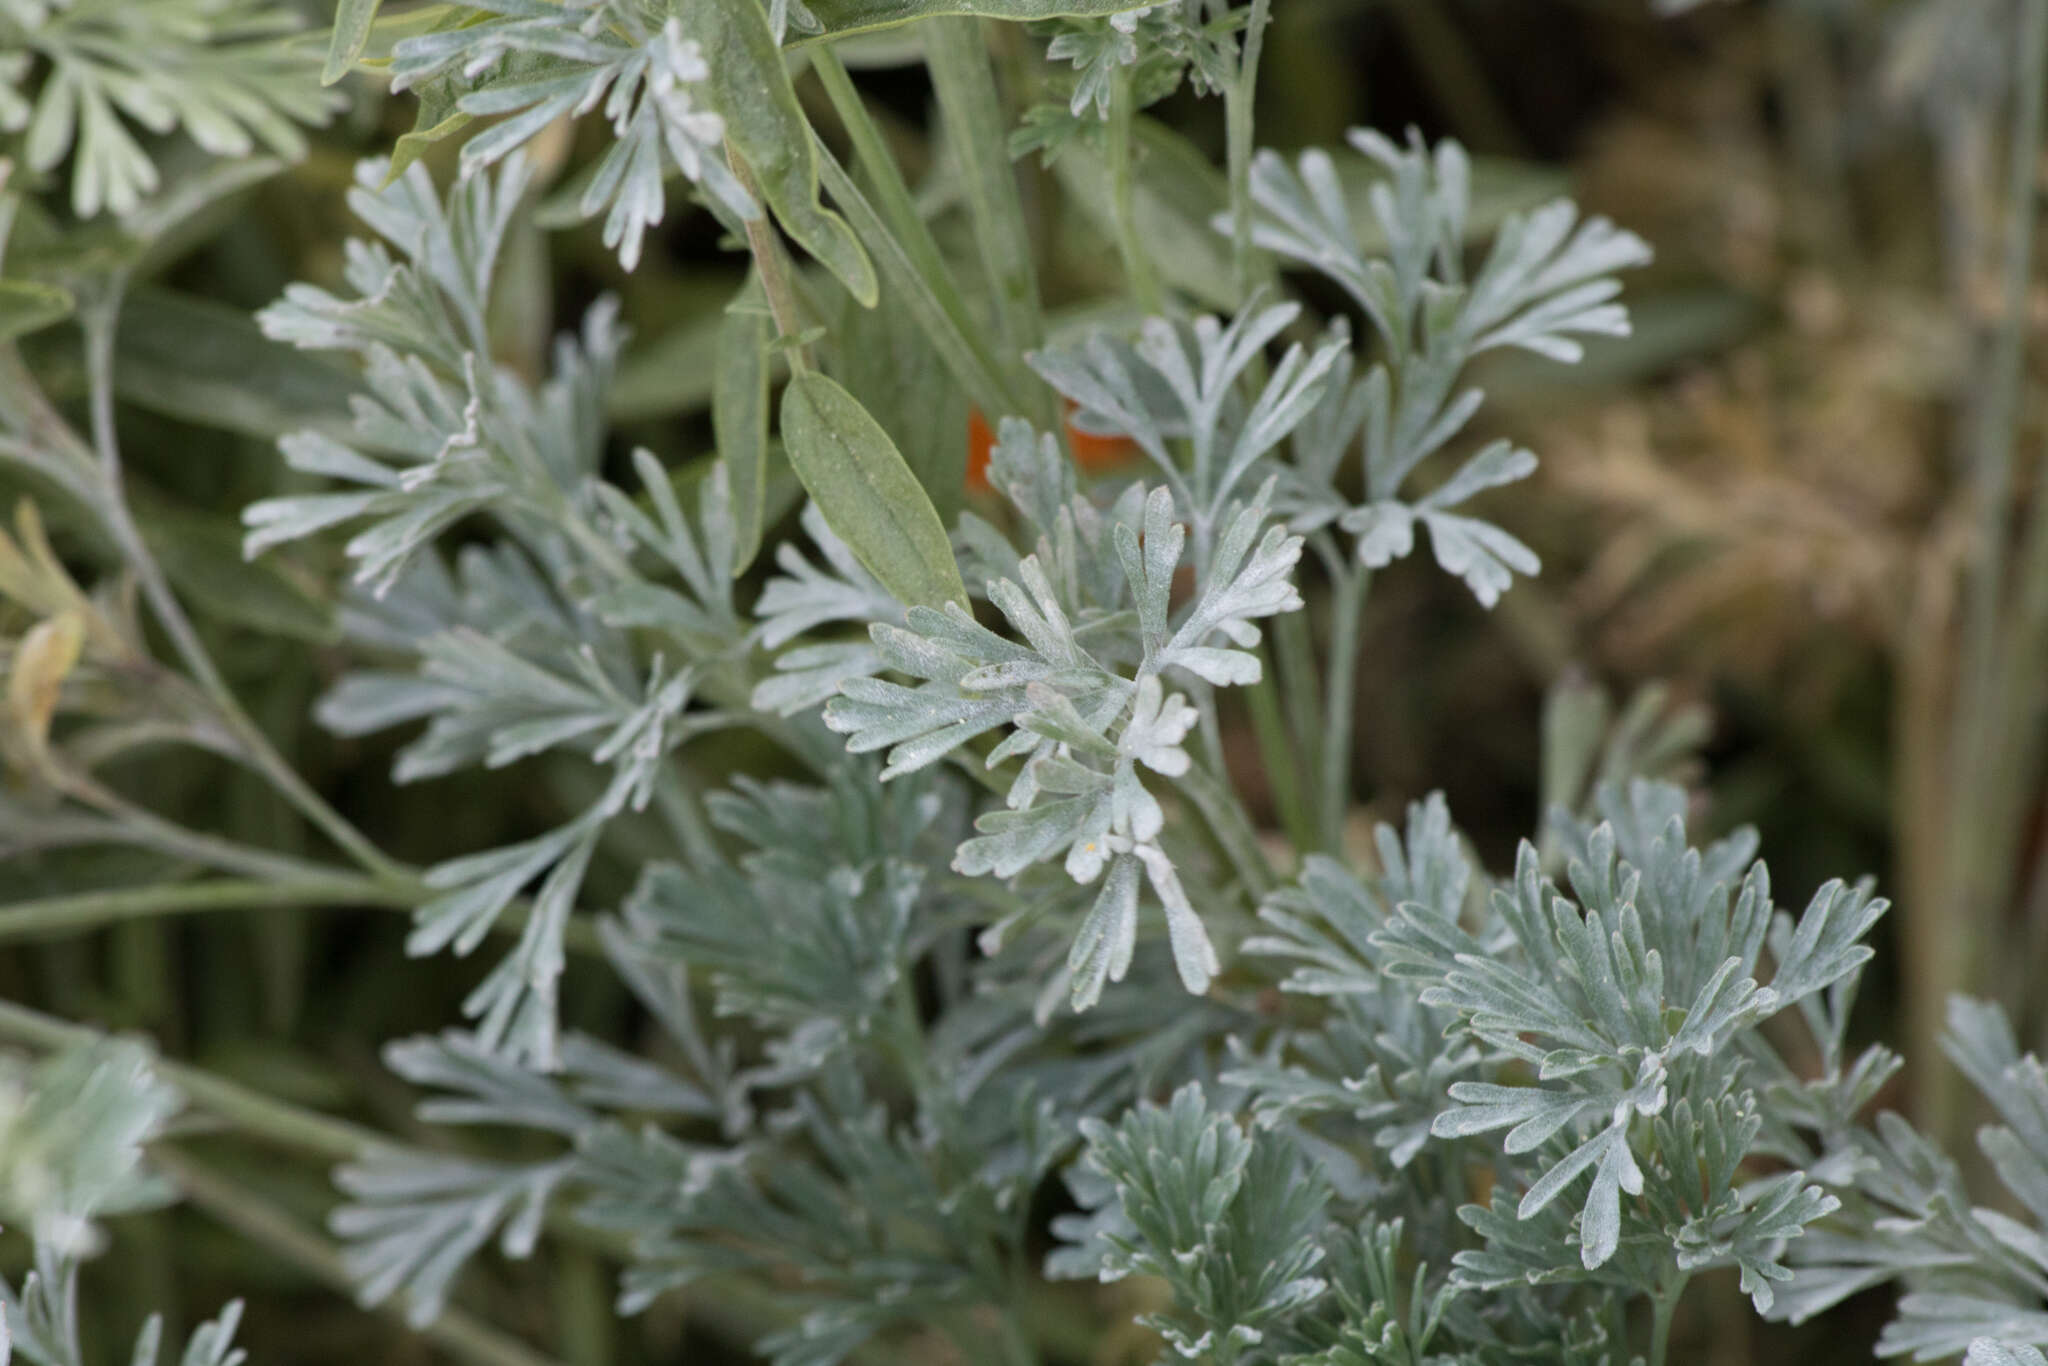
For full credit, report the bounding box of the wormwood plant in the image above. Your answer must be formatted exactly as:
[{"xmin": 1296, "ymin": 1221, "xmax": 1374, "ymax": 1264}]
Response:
[{"xmin": 0, "ymin": 1, "xmax": 2041, "ymax": 1364}]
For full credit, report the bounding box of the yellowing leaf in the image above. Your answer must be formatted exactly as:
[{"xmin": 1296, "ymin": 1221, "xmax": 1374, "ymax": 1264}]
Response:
[{"xmin": 8, "ymin": 611, "xmax": 85, "ymax": 755}]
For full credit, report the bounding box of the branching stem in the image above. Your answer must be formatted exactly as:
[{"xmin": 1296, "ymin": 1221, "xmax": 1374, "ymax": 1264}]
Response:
[{"xmin": 76, "ymin": 283, "xmax": 407, "ymax": 885}]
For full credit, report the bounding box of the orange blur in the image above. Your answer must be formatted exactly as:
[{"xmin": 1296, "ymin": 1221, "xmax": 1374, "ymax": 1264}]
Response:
[{"xmin": 967, "ymin": 405, "xmax": 1141, "ymax": 492}]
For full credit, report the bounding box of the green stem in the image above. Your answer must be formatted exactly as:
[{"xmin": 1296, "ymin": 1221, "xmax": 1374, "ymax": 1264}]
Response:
[
  {"xmin": 1107, "ymin": 67, "xmax": 1163, "ymax": 316},
  {"xmin": 723, "ymin": 144, "xmax": 810, "ymax": 369},
  {"xmin": 810, "ymin": 47, "xmax": 1036, "ymax": 415},
  {"xmin": 0, "ymin": 998, "xmax": 378, "ymax": 1161},
  {"xmin": 158, "ymin": 1150, "xmax": 567, "ymax": 1366},
  {"xmin": 62, "ymin": 772, "xmax": 366, "ymax": 884},
  {"xmin": 0, "ymin": 864, "xmax": 599, "ymax": 950},
  {"xmin": 1244, "ymin": 652, "xmax": 1314, "ymax": 856},
  {"xmin": 1274, "ymin": 607, "xmax": 1323, "ymax": 814},
  {"xmin": 1318, "ymin": 567, "xmax": 1370, "ymax": 851},
  {"xmin": 1647, "ymin": 1274, "xmax": 1688, "ymax": 1366},
  {"xmin": 0, "ymin": 875, "xmax": 411, "ymax": 942},
  {"xmin": 990, "ymin": 1308, "xmax": 1040, "ymax": 1366},
  {"xmin": 1959, "ymin": 0, "xmax": 2048, "ymax": 723},
  {"xmin": 1383, "ymin": 0, "xmax": 1525, "ymax": 155},
  {"xmin": 76, "ymin": 285, "xmax": 405, "ymax": 885},
  {"xmin": 811, "ymin": 48, "xmax": 936, "ymax": 265},
  {"xmin": 1225, "ymin": 0, "xmax": 1274, "ymax": 303}
]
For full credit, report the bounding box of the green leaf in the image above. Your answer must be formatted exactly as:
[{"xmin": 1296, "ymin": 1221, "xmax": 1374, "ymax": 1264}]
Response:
[
  {"xmin": 0, "ymin": 278, "xmax": 75, "ymax": 345},
  {"xmin": 799, "ymin": 0, "xmax": 1151, "ymax": 40},
  {"xmin": 714, "ymin": 291, "xmax": 772, "ymax": 576},
  {"xmin": 925, "ymin": 18, "xmax": 1043, "ymax": 364},
  {"xmin": 680, "ymin": 0, "xmax": 878, "ymax": 307},
  {"xmin": 829, "ymin": 277, "xmax": 967, "ymax": 529},
  {"xmin": 780, "ymin": 372, "xmax": 966, "ymax": 611},
  {"xmin": 116, "ymin": 288, "xmax": 357, "ymax": 441},
  {"xmin": 815, "ymin": 148, "xmax": 1017, "ymax": 422},
  {"xmin": 387, "ymin": 76, "xmax": 472, "ymax": 183},
  {"xmin": 324, "ymin": 0, "xmax": 383, "ymax": 85}
]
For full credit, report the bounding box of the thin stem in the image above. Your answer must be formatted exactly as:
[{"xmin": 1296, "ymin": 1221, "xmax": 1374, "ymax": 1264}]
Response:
[
  {"xmin": 724, "ymin": 144, "xmax": 810, "ymax": 369},
  {"xmin": 0, "ymin": 875, "xmax": 412, "ymax": 942},
  {"xmin": 0, "ymin": 998, "xmax": 379, "ymax": 1161},
  {"xmin": 1318, "ymin": 566, "xmax": 1370, "ymax": 851},
  {"xmin": 1274, "ymin": 607, "xmax": 1323, "ymax": 814},
  {"xmin": 990, "ymin": 1307, "xmax": 1040, "ymax": 1366},
  {"xmin": 1647, "ymin": 1274, "xmax": 1689, "ymax": 1366},
  {"xmin": 76, "ymin": 286, "xmax": 405, "ymax": 884},
  {"xmin": 0, "ymin": 862, "xmax": 601, "ymax": 949},
  {"xmin": 159, "ymin": 1150, "xmax": 568, "ymax": 1366},
  {"xmin": 1959, "ymin": 0, "xmax": 2048, "ymax": 723},
  {"xmin": 1225, "ymin": 0, "xmax": 1274, "ymax": 303},
  {"xmin": 1107, "ymin": 67, "xmax": 1163, "ymax": 316},
  {"xmin": 62, "ymin": 771, "xmax": 364, "ymax": 884},
  {"xmin": 1243, "ymin": 651, "xmax": 1315, "ymax": 855}
]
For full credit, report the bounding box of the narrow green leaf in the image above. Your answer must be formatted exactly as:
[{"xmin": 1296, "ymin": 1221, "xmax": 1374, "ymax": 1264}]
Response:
[
  {"xmin": 800, "ymin": 0, "xmax": 1150, "ymax": 39},
  {"xmin": 714, "ymin": 291, "xmax": 772, "ymax": 576},
  {"xmin": 924, "ymin": 18, "xmax": 1044, "ymax": 365},
  {"xmin": 386, "ymin": 79, "xmax": 472, "ymax": 183},
  {"xmin": 0, "ymin": 278, "xmax": 75, "ymax": 345},
  {"xmin": 116, "ymin": 287, "xmax": 357, "ymax": 441},
  {"xmin": 831, "ymin": 279, "xmax": 968, "ymax": 527},
  {"xmin": 780, "ymin": 372, "xmax": 967, "ymax": 611},
  {"xmin": 815, "ymin": 144, "xmax": 1017, "ymax": 422},
  {"xmin": 682, "ymin": 0, "xmax": 878, "ymax": 307},
  {"xmin": 324, "ymin": 0, "xmax": 383, "ymax": 85}
]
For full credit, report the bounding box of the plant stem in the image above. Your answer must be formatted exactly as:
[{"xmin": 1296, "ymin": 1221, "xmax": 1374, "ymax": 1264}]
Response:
[
  {"xmin": 76, "ymin": 284, "xmax": 405, "ymax": 885},
  {"xmin": 0, "ymin": 998, "xmax": 378, "ymax": 1160},
  {"xmin": 158, "ymin": 1149, "xmax": 568, "ymax": 1366},
  {"xmin": 1225, "ymin": 0, "xmax": 1274, "ymax": 303},
  {"xmin": 1244, "ymin": 652, "xmax": 1315, "ymax": 855},
  {"xmin": 1274, "ymin": 607, "xmax": 1323, "ymax": 813},
  {"xmin": 1318, "ymin": 566, "xmax": 1370, "ymax": 851},
  {"xmin": 991, "ymin": 1307, "xmax": 1040, "ymax": 1366},
  {"xmin": 1107, "ymin": 67, "xmax": 1163, "ymax": 316},
  {"xmin": 0, "ymin": 875, "xmax": 412, "ymax": 942},
  {"xmin": 723, "ymin": 144, "xmax": 810, "ymax": 369},
  {"xmin": 1647, "ymin": 1274, "xmax": 1689, "ymax": 1366}
]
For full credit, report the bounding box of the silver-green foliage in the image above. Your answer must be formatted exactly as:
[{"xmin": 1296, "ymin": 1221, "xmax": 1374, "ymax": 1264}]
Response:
[
  {"xmin": 0, "ymin": 1043, "xmax": 246, "ymax": 1366},
  {"xmin": 33, "ymin": 3, "xmax": 2031, "ymax": 1361},
  {"xmin": 250, "ymin": 155, "xmax": 748, "ymax": 1069},
  {"xmin": 0, "ymin": 0, "xmax": 338, "ymax": 218}
]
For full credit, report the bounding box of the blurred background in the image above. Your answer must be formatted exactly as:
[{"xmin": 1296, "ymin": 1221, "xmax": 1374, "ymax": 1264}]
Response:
[{"xmin": 9, "ymin": 0, "xmax": 2048, "ymax": 1359}]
